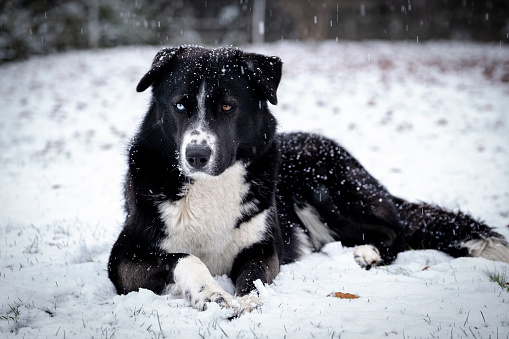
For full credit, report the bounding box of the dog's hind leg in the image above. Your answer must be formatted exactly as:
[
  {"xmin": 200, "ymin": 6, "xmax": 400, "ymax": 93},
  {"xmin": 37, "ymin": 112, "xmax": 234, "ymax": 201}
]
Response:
[
  {"xmin": 278, "ymin": 133, "xmax": 408, "ymax": 267},
  {"xmin": 394, "ymin": 197, "xmax": 509, "ymax": 263},
  {"xmin": 108, "ymin": 232, "xmax": 186, "ymax": 295},
  {"xmin": 353, "ymin": 245, "xmax": 382, "ymax": 270}
]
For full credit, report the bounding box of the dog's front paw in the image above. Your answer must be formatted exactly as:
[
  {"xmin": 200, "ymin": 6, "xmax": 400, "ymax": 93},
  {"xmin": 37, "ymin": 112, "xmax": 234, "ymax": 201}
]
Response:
[
  {"xmin": 187, "ymin": 285, "xmax": 234, "ymax": 312},
  {"xmin": 230, "ymin": 294, "xmax": 263, "ymax": 317},
  {"xmin": 174, "ymin": 255, "xmax": 262, "ymax": 316},
  {"xmin": 189, "ymin": 286, "xmax": 262, "ymax": 316},
  {"xmin": 353, "ymin": 245, "xmax": 382, "ymax": 270}
]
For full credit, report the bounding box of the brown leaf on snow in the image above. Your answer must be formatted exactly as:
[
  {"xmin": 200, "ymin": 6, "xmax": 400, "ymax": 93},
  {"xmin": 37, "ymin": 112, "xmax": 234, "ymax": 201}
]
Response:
[{"xmin": 327, "ymin": 292, "xmax": 360, "ymax": 299}]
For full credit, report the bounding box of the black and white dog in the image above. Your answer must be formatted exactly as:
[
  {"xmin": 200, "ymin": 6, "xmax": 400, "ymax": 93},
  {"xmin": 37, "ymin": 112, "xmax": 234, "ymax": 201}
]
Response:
[{"xmin": 108, "ymin": 46, "xmax": 509, "ymax": 315}]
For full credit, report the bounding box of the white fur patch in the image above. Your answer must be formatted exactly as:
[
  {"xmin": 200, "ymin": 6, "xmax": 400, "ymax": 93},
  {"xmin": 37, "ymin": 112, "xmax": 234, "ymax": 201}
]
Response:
[
  {"xmin": 158, "ymin": 162, "xmax": 268, "ymax": 276},
  {"xmin": 461, "ymin": 237, "xmax": 509, "ymax": 263},
  {"xmin": 294, "ymin": 203, "xmax": 335, "ymax": 250},
  {"xmin": 353, "ymin": 245, "xmax": 382, "ymax": 269},
  {"xmin": 179, "ymin": 82, "xmax": 218, "ymax": 176},
  {"xmin": 172, "ymin": 255, "xmax": 262, "ymax": 315},
  {"xmin": 196, "ymin": 81, "xmax": 207, "ymax": 119},
  {"xmin": 293, "ymin": 226, "xmax": 313, "ymax": 258}
]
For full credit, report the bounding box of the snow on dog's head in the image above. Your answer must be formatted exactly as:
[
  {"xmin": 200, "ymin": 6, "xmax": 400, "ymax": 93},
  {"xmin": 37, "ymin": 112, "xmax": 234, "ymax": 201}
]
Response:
[{"xmin": 136, "ymin": 46, "xmax": 282, "ymax": 177}]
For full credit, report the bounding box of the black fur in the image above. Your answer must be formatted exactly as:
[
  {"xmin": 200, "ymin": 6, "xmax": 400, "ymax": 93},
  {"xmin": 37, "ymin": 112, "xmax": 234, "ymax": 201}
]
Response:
[
  {"xmin": 108, "ymin": 46, "xmax": 508, "ymax": 310},
  {"xmin": 394, "ymin": 198, "xmax": 504, "ymax": 257},
  {"xmin": 276, "ymin": 132, "xmax": 407, "ymax": 264}
]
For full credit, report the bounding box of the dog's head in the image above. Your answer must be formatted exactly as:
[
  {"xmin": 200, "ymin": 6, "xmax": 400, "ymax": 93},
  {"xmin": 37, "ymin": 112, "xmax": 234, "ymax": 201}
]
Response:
[{"xmin": 136, "ymin": 46, "xmax": 282, "ymax": 177}]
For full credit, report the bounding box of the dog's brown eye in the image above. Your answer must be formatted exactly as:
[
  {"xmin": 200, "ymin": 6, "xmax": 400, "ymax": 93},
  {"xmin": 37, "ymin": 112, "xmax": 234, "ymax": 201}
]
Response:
[{"xmin": 221, "ymin": 104, "xmax": 232, "ymax": 112}]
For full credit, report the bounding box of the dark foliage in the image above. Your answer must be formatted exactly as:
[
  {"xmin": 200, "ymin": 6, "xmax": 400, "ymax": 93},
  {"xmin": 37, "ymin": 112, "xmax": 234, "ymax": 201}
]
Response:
[{"xmin": 2, "ymin": 1, "xmax": 507, "ymax": 62}]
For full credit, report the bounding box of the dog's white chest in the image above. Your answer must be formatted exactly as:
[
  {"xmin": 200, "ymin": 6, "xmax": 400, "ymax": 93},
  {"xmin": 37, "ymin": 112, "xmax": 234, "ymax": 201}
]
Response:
[{"xmin": 158, "ymin": 162, "xmax": 266, "ymax": 276}]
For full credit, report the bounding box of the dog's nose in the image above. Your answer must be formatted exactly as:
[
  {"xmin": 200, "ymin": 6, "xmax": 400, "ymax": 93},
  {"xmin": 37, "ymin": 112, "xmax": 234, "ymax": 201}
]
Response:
[{"xmin": 185, "ymin": 145, "xmax": 212, "ymax": 170}]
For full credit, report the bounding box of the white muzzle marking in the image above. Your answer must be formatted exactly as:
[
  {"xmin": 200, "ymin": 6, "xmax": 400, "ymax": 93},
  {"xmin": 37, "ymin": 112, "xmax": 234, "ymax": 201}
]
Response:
[{"xmin": 180, "ymin": 82, "xmax": 218, "ymax": 176}]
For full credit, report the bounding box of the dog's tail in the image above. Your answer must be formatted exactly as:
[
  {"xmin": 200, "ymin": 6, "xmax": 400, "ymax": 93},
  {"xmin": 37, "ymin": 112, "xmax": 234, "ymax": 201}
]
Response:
[{"xmin": 393, "ymin": 197, "xmax": 509, "ymax": 263}]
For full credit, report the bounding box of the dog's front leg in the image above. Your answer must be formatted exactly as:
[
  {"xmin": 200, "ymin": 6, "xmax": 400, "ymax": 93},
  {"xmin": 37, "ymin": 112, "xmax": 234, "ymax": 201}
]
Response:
[
  {"xmin": 173, "ymin": 255, "xmax": 262, "ymax": 315},
  {"xmin": 231, "ymin": 242, "xmax": 281, "ymax": 298}
]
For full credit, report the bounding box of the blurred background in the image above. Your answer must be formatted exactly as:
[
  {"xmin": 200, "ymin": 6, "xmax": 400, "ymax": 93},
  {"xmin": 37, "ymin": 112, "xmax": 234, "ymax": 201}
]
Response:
[{"xmin": 1, "ymin": 0, "xmax": 508, "ymax": 63}]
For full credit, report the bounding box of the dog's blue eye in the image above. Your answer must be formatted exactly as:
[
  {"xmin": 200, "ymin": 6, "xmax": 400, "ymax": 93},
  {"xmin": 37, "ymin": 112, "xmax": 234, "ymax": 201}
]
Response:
[{"xmin": 175, "ymin": 103, "xmax": 185, "ymax": 111}]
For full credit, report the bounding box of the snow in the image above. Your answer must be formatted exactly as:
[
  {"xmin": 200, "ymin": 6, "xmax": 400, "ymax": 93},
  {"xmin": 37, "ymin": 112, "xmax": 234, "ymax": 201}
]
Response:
[{"xmin": 1, "ymin": 41, "xmax": 509, "ymax": 338}]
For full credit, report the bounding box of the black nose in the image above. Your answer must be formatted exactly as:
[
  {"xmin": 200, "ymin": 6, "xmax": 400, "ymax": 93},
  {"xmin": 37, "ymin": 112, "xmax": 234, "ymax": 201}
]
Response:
[{"xmin": 185, "ymin": 145, "xmax": 212, "ymax": 170}]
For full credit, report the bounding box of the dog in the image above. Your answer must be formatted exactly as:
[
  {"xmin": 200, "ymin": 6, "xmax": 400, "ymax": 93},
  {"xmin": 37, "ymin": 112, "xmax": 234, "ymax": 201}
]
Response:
[{"xmin": 108, "ymin": 46, "xmax": 509, "ymax": 316}]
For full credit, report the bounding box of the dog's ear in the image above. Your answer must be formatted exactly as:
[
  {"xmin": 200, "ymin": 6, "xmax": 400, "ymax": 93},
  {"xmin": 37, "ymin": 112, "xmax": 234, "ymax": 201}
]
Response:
[
  {"xmin": 136, "ymin": 47, "xmax": 181, "ymax": 93},
  {"xmin": 241, "ymin": 53, "xmax": 282, "ymax": 105}
]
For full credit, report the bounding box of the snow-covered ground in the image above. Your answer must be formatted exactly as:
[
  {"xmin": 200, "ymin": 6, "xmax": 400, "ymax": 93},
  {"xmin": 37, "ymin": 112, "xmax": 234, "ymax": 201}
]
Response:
[{"xmin": 1, "ymin": 41, "xmax": 508, "ymax": 338}]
